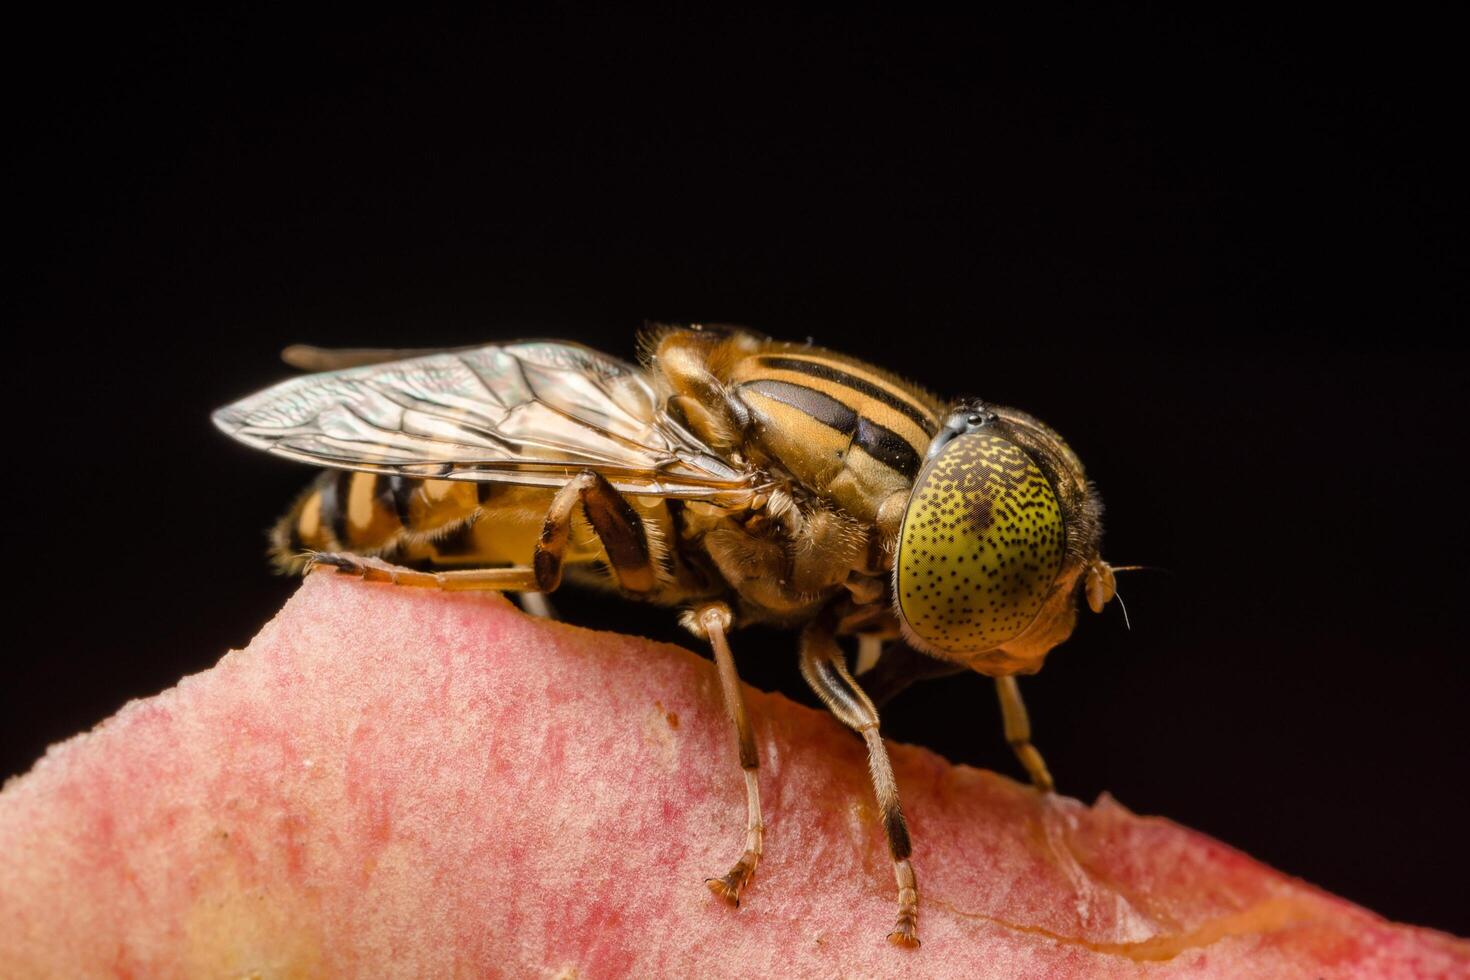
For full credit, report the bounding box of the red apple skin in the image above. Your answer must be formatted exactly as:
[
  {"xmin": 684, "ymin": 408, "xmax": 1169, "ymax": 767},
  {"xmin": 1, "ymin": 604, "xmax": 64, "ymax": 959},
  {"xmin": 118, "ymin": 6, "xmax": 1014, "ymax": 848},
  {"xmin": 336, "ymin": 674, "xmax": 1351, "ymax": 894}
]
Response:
[{"xmin": 1, "ymin": 573, "xmax": 1466, "ymax": 978}]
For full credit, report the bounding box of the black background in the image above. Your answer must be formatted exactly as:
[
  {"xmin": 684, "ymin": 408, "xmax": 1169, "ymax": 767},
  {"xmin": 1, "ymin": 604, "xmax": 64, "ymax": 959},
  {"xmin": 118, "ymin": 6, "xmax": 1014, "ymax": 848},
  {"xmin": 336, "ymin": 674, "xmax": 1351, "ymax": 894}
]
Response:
[{"xmin": 9, "ymin": 10, "xmax": 1467, "ymax": 936}]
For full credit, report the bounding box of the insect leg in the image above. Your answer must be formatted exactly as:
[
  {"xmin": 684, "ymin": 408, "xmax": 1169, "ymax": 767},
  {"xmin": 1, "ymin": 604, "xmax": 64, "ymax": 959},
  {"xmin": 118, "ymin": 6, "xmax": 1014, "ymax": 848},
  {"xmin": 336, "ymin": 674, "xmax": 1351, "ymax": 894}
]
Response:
[
  {"xmin": 533, "ymin": 471, "xmax": 657, "ymax": 594},
  {"xmin": 799, "ymin": 616, "xmax": 920, "ymax": 949},
  {"xmin": 684, "ymin": 602, "xmax": 765, "ymax": 907},
  {"xmin": 994, "ymin": 675, "xmax": 1055, "ymax": 793},
  {"xmin": 308, "ymin": 553, "xmax": 540, "ymax": 591}
]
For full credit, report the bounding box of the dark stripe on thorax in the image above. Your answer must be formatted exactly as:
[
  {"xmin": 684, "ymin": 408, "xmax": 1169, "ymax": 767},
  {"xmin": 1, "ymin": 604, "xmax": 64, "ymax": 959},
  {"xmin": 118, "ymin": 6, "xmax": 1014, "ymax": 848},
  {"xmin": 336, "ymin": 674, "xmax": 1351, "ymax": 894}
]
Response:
[
  {"xmin": 757, "ymin": 355, "xmax": 937, "ymax": 434},
  {"xmin": 740, "ymin": 379, "xmax": 922, "ymax": 478}
]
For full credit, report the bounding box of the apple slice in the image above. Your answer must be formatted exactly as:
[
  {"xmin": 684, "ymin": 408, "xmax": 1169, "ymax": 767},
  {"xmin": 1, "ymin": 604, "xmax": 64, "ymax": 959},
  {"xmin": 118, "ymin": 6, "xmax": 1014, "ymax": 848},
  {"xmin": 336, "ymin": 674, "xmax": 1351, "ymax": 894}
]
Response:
[{"xmin": 2, "ymin": 573, "xmax": 1466, "ymax": 977}]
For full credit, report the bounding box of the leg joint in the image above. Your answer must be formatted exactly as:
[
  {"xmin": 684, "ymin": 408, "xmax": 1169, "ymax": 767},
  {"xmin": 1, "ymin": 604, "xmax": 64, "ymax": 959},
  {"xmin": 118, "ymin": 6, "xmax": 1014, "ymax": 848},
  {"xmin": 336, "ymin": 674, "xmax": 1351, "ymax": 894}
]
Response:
[
  {"xmin": 738, "ymin": 743, "xmax": 759, "ymax": 771},
  {"xmin": 534, "ymin": 469, "xmax": 656, "ymax": 594}
]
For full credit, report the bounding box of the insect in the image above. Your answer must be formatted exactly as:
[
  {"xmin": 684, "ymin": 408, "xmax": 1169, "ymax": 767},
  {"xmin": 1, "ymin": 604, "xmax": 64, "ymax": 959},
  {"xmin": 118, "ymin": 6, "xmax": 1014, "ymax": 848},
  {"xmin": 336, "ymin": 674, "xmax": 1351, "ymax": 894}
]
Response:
[{"xmin": 213, "ymin": 325, "xmax": 1121, "ymax": 948}]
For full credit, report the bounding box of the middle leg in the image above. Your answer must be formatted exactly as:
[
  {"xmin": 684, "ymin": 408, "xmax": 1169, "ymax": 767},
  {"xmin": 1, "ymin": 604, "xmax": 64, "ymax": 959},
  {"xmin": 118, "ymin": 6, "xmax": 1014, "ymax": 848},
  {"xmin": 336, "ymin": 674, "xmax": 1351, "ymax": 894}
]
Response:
[
  {"xmin": 799, "ymin": 614, "xmax": 920, "ymax": 948},
  {"xmin": 682, "ymin": 602, "xmax": 764, "ymax": 907}
]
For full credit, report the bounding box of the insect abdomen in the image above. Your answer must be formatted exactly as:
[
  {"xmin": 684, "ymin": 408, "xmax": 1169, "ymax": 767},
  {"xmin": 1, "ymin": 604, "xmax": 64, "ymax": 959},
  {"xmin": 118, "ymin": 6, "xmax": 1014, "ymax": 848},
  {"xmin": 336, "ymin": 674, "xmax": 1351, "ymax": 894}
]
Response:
[
  {"xmin": 268, "ymin": 472, "xmax": 665, "ymax": 578},
  {"xmin": 269, "ymin": 471, "xmax": 489, "ymax": 570}
]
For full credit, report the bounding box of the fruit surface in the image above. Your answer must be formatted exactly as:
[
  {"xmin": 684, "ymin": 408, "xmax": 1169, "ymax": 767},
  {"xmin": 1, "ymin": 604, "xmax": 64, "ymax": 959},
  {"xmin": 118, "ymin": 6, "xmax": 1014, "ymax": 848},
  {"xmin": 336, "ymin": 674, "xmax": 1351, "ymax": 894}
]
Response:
[{"xmin": 1, "ymin": 574, "xmax": 1465, "ymax": 978}]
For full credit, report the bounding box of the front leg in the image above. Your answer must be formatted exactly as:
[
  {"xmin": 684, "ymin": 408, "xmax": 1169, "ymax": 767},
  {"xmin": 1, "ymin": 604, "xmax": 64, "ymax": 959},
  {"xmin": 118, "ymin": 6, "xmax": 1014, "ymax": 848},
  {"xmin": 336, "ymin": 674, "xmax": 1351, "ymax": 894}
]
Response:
[
  {"xmin": 799, "ymin": 612, "xmax": 920, "ymax": 948},
  {"xmin": 995, "ymin": 675, "xmax": 1055, "ymax": 793}
]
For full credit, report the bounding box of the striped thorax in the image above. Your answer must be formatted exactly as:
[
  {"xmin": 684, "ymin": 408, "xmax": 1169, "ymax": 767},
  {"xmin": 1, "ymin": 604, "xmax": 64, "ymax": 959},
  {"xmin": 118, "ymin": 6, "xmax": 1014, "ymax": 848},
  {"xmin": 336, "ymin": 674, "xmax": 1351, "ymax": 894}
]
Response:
[{"xmin": 727, "ymin": 346, "xmax": 941, "ymax": 525}]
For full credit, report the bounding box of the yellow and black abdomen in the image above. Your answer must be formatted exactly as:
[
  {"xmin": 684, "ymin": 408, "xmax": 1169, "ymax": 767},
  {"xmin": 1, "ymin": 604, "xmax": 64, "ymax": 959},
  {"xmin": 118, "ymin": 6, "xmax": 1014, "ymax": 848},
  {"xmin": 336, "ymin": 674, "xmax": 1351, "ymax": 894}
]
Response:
[
  {"xmin": 268, "ymin": 471, "xmax": 680, "ymax": 587},
  {"xmin": 272, "ymin": 471, "xmax": 463, "ymax": 569},
  {"xmin": 728, "ymin": 346, "xmax": 944, "ymax": 522},
  {"xmin": 269, "ymin": 471, "xmax": 543, "ymax": 571}
]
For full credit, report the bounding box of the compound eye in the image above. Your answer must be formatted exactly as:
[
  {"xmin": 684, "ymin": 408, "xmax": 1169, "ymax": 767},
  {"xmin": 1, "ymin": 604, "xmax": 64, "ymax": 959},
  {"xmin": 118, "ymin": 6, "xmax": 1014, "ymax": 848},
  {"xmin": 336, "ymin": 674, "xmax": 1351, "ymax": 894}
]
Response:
[{"xmin": 894, "ymin": 432, "xmax": 1067, "ymax": 656}]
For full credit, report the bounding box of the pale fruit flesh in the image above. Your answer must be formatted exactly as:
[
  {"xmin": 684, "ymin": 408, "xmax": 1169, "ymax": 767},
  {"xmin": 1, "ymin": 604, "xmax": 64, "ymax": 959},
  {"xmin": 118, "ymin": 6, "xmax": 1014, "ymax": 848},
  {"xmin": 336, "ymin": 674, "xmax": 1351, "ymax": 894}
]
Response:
[{"xmin": 1, "ymin": 573, "xmax": 1466, "ymax": 978}]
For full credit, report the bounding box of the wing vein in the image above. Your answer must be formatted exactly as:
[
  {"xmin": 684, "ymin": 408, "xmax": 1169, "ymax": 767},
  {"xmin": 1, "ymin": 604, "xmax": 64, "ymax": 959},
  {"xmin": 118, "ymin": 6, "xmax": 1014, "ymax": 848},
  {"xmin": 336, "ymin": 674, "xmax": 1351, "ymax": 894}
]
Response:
[{"xmin": 213, "ymin": 339, "xmax": 755, "ymax": 498}]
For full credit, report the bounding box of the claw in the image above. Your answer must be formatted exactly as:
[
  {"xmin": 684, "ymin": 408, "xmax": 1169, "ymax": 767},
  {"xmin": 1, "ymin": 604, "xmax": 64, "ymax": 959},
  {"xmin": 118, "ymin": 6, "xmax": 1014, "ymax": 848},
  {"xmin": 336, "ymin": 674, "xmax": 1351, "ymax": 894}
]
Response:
[
  {"xmin": 704, "ymin": 851, "xmax": 757, "ymax": 908},
  {"xmin": 888, "ymin": 915, "xmax": 920, "ymax": 948},
  {"xmin": 888, "ymin": 859, "xmax": 920, "ymax": 948},
  {"xmin": 705, "ymin": 875, "xmax": 743, "ymax": 907},
  {"xmin": 305, "ymin": 551, "xmax": 356, "ymax": 573}
]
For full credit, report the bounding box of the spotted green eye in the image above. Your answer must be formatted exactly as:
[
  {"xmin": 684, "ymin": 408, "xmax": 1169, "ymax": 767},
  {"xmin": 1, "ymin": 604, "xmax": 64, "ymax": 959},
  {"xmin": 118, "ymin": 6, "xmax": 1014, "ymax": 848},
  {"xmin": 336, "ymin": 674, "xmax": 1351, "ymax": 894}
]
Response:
[{"xmin": 894, "ymin": 432, "xmax": 1066, "ymax": 655}]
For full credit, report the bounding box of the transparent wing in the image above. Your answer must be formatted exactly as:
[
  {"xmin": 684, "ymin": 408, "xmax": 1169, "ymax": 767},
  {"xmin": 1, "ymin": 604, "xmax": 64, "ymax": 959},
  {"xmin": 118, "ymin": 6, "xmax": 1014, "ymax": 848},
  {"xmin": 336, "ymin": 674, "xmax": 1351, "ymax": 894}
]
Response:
[{"xmin": 213, "ymin": 340, "xmax": 754, "ymax": 499}]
